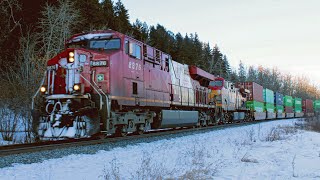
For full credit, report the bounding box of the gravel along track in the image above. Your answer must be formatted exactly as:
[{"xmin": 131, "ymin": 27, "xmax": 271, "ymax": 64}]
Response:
[{"xmin": 0, "ymin": 119, "xmax": 297, "ymax": 168}]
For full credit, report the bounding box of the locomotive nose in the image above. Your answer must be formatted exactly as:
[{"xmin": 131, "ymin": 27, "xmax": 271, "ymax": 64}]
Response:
[{"xmin": 46, "ymin": 49, "xmax": 87, "ymax": 95}]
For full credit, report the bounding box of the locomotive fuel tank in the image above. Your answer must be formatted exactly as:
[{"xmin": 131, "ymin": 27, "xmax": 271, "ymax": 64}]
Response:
[{"xmin": 159, "ymin": 110, "xmax": 198, "ymax": 128}]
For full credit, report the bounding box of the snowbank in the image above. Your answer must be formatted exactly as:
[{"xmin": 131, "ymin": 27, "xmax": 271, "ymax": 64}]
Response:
[{"xmin": 1, "ymin": 119, "xmax": 319, "ymax": 179}]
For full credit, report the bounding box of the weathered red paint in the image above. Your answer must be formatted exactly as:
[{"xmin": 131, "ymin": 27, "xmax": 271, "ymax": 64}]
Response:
[
  {"xmin": 236, "ymin": 82, "xmax": 263, "ymax": 102},
  {"xmin": 47, "ymin": 30, "xmax": 174, "ymax": 108},
  {"xmin": 189, "ymin": 65, "xmax": 215, "ymax": 81},
  {"xmin": 303, "ymin": 99, "xmax": 314, "ymax": 113},
  {"xmin": 209, "ymin": 77, "xmax": 225, "ymax": 90}
]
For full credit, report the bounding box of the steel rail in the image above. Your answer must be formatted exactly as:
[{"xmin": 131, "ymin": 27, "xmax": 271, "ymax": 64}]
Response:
[{"xmin": 0, "ymin": 118, "xmax": 299, "ymax": 157}]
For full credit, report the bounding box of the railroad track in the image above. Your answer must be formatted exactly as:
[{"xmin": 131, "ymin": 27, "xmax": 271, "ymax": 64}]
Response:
[{"xmin": 0, "ymin": 118, "xmax": 298, "ymax": 157}]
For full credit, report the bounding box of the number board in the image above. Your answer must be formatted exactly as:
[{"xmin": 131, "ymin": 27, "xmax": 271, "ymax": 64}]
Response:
[
  {"xmin": 91, "ymin": 60, "xmax": 108, "ymax": 67},
  {"xmin": 128, "ymin": 61, "xmax": 142, "ymax": 71}
]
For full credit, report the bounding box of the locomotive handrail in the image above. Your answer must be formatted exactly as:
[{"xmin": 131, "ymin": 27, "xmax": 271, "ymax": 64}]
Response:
[
  {"xmin": 90, "ymin": 71, "xmax": 111, "ymax": 132},
  {"xmin": 31, "ymin": 72, "xmax": 46, "ymax": 110},
  {"xmin": 91, "ymin": 74, "xmax": 111, "ymax": 119},
  {"xmin": 79, "ymin": 74, "xmax": 103, "ymax": 110}
]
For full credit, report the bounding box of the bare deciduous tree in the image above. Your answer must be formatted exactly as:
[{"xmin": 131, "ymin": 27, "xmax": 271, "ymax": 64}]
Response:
[
  {"xmin": 1, "ymin": 0, "xmax": 81, "ymax": 143},
  {"xmin": 39, "ymin": 0, "xmax": 80, "ymax": 59}
]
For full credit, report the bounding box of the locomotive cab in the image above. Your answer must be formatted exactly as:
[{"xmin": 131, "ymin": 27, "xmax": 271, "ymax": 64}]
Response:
[
  {"xmin": 208, "ymin": 77, "xmax": 225, "ymax": 106},
  {"xmin": 32, "ymin": 30, "xmax": 160, "ymax": 139},
  {"xmin": 208, "ymin": 77, "xmax": 224, "ymax": 91}
]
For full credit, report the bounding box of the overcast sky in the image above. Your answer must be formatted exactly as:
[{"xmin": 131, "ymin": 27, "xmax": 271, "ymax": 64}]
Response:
[{"xmin": 121, "ymin": 0, "xmax": 320, "ymax": 84}]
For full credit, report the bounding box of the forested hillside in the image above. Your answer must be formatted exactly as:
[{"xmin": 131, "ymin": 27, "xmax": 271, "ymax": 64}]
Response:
[{"xmin": 0, "ymin": 0, "xmax": 319, "ymax": 114}]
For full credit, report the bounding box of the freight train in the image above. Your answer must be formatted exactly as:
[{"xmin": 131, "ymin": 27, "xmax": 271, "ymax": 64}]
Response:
[{"xmin": 31, "ymin": 30, "xmax": 318, "ymax": 139}]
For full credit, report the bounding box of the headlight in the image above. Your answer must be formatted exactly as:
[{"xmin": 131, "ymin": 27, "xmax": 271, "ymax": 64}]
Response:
[
  {"xmin": 68, "ymin": 51, "xmax": 75, "ymax": 63},
  {"xmin": 69, "ymin": 52, "xmax": 74, "ymax": 57},
  {"xmin": 69, "ymin": 57, "xmax": 75, "ymax": 63},
  {"xmin": 40, "ymin": 86, "xmax": 46, "ymax": 93},
  {"xmin": 73, "ymin": 84, "xmax": 80, "ymax": 91}
]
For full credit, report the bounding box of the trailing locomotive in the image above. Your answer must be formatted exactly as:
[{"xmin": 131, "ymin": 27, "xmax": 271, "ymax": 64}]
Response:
[{"xmin": 31, "ymin": 30, "xmax": 316, "ymax": 139}]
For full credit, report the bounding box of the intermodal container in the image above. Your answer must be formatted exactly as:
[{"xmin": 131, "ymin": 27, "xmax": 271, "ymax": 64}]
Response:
[
  {"xmin": 285, "ymin": 106, "xmax": 293, "ymax": 113},
  {"xmin": 303, "ymin": 99, "xmax": 314, "ymax": 113},
  {"xmin": 276, "ymin": 105, "xmax": 284, "ymax": 113},
  {"xmin": 284, "ymin": 95, "xmax": 293, "ymax": 107},
  {"xmin": 246, "ymin": 101, "xmax": 264, "ymax": 112},
  {"xmin": 314, "ymin": 100, "xmax": 320, "ymax": 112},
  {"xmin": 263, "ymin": 88, "xmax": 274, "ymax": 104},
  {"xmin": 265, "ymin": 103, "xmax": 275, "ymax": 112},
  {"xmin": 274, "ymin": 92, "xmax": 284, "ymax": 105},
  {"xmin": 236, "ymin": 82, "xmax": 263, "ymax": 102},
  {"xmin": 294, "ymin": 98, "xmax": 302, "ymax": 113}
]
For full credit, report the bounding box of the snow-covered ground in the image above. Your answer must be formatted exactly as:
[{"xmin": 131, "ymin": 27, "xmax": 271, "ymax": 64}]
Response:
[
  {"xmin": 0, "ymin": 136, "xmax": 10, "ymax": 146},
  {"xmin": 0, "ymin": 132, "xmax": 29, "ymax": 145},
  {"xmin": 1, "ymin": 119, "xmax": 320, "ymax": 179},
  {"xmin": 0, "ymin": 108, "xmax": 30, "ymax": 145}
]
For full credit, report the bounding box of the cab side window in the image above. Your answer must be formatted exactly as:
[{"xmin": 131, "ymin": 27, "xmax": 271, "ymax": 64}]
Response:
[
  {"xmin": 126, "ymin": 40, "xmax": 141, "ymax": 60},
  {"xmin": 135, "ymin": 45, "xmax": 141, "ymax": 59}
]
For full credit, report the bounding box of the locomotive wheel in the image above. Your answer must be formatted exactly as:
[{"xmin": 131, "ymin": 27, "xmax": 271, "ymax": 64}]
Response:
[
  {"xmin": 200, "ymin": 120, "xmax": 207, "ymax": 127},
  {"xmin": 115, "ymin": 125, "xmax": 128, "ymax": 137},
  {"xmin": 135, "ymin": 124, "xmax": 144, "ymax": 135}
]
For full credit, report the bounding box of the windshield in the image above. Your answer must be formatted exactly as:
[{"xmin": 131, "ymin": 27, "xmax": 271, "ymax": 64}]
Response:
[
  {"xmin": 66, "ymin": 40, "xmax": 88, "ymax": 48},
  {"xmin": 209, "ymin": 80, "xmax": 223, "ymax": 87},
  {"xmin": 90, "ymin": 39, "xmax": 121, "ymax": 50}
]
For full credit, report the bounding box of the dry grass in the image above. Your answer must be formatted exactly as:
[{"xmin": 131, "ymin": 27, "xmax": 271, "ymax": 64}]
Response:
[
  {"xmin": 100, "ymin": 144, "xmax": 220, "ymax": 179},
  {"xmin": 0, "ymin": 107, "xmax": 19, "ymax": 141},
  {"xmin": 265, "ymin": 125, "xmax": 298, "ymax": 142},
  {"xmin": 241, "ymin": 153, "xmax": 258, "ymax": 163},
  {"xmin": 178, "ymin": 144, "xmax": 218, "ymax": 179},
  {"xmin": 305, "ymin": 116, "xmax": 320, "ymax": 133},
  {"xmin": 265, "ymin": 127, "xmax": 282, "ymax": 142},
  {"xmin": 101, "ymin": 158, "xmax": 121, "ymax": 180}
]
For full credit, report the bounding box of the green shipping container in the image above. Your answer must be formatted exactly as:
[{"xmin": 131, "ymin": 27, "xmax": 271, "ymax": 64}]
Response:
[
  {"xmin": 314, "ymin": 100, "xmax": 320, "ymax": 112},
  {"xmin": 263, "ymin": 88, "xmax": 274, "ymax": 104},
  {"xmin": 265, "ymin": 103, "xmax": 275, "ymax": 112},
  {"xmin": 246, "ymin": 101, "xmax": 264, "ymax": 112},
  {"xmin": 284, "ymin": 95, "xmax": 293, "ymax": 107},
  {"xmin": 294, "ymin": 98, "xmax": 302, "ymax": 113},
  {"xmin": 276, "ymin": 105, "xmax": 284, "ymax": 113}
]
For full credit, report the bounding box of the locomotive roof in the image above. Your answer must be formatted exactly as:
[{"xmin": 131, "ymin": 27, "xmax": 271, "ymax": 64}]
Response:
[
  {"xmin": 66, "ymin": 30, "xmax": 122, "ymax": 44},
  {"xmin": 65, "ymin": 30, "xmax": 170, "ymax": 58},
  {"xmin": 189, "ymin": 65, "xmax": 215, "ymax": 81}
]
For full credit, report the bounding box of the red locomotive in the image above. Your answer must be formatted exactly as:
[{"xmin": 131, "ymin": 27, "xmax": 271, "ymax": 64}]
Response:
[{"xmin": 32, "ymin": 30, "xmax": 227, "ymax": 138}]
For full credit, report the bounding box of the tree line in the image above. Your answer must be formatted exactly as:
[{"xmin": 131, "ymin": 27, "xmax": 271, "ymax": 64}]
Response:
[
  {"xmin": 0, "ymin": 0, "xmax": 319, "ymax": 141},
  {"xmin": 232, "ymin": 62, "xmax": 320, "ymax": 100}
]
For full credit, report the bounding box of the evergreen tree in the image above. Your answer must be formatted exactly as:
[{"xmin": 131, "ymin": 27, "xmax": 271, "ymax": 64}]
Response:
[
  {"xmin": 201, "ymin": 43, "xmax": 212, "ymax": 72},
  {"xmin": 238, "ymin": 60, "xmax": 246, "ymax": 82},
  {"xmin": 229, "ymin": 70, "xmax": 239, "ymax": 83},
  {"xmin": 192, "ymin": 33, "xmax": 204, "ymax": 68},
  {"xmin": 73, "ymin": 0, "xmax": 105, "ymax": 32},
  {"xmin": 131, "ymin": 19, "xmax": 149, "ymax": 43},
  {"xmin": 114, "ymin": 0, "xmax": 131, "ymax": 33},
  {"xmin": 148, "ymin": 24, "xmax": 175, "ymax": 55},
  {"xmin": 181, "ymin": 33, "xmax": 193, "ymax": 64},
  {"xmin": 171, "ymin": 33, "xmax": 183, "ymax": 62},
  {"xmin": 210, "ymin": 45, "xmax": 223, "ymax": 76},
  {"xmin": 247, "ymin": 66, "xmax": 257, "ymax": 81},
  {"xmin": 101, "ymin": 0, "xmax": 115, "ymax": 29},
  {"xmin": 222, "ymin": 55, "xmax": 231, "ymax": 79}
]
